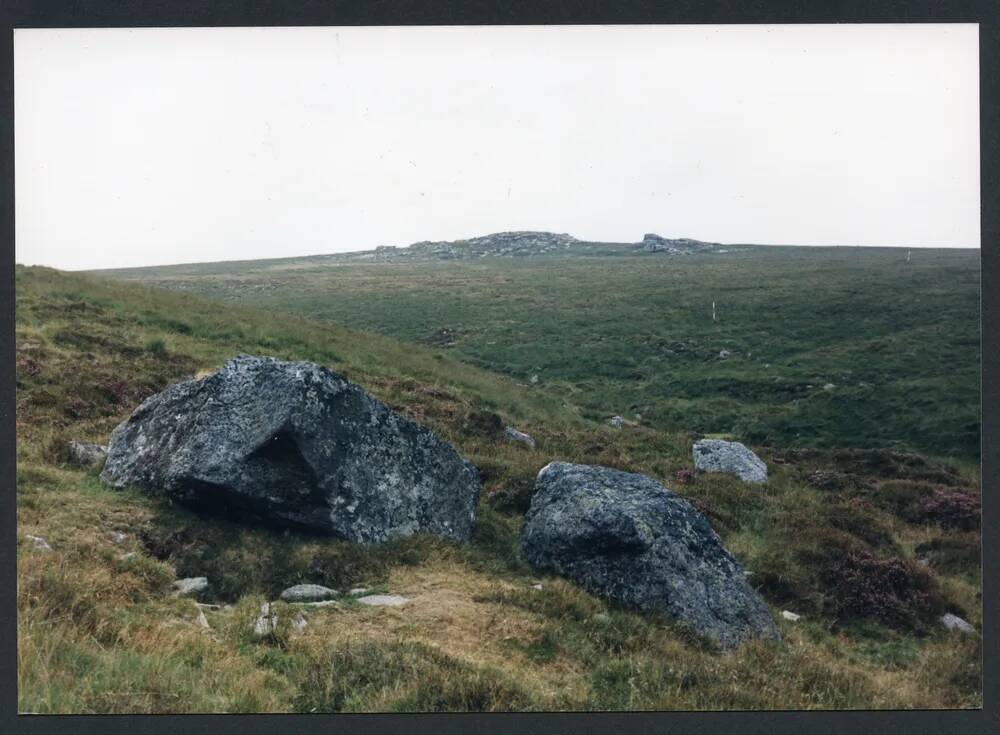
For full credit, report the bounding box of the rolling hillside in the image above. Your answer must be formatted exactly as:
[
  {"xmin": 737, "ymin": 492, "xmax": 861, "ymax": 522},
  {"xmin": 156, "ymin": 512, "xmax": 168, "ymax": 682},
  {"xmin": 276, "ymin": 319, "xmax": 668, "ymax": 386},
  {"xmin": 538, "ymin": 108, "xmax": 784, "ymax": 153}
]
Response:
[
  {"xmin": 16, "ymin": 263, "xmax": 982, "ymax": 712},
  {"xmin": 98, "ymin": 239, "xmax": 982, "ymax": 459}
]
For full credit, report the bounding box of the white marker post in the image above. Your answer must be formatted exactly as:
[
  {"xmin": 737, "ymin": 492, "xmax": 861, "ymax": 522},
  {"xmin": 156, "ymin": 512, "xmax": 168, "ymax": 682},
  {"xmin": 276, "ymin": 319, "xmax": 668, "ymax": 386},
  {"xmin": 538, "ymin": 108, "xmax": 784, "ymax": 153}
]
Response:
[{"xmin": 712, "ymin": 301, "xmax": 717, "ymax": 322}]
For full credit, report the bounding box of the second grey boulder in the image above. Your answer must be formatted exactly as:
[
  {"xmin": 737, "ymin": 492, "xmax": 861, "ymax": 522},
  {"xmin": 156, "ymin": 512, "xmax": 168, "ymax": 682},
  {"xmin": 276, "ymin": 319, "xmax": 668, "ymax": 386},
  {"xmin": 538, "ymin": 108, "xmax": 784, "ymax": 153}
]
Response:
[{"xmin": 521, "ymin": 462, "xmax": 779, "ymax": 650}]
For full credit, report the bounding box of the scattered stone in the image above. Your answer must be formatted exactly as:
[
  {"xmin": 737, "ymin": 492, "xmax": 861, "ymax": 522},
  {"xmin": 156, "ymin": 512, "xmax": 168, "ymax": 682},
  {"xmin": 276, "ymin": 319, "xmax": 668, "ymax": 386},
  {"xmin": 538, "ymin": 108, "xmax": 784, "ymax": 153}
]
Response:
[
  {"xmin": 67, "ymin": 440, "xmax": 108, "ymax": 468},
  {"xmin": 291, "ymin": 600, "xmax": 337, "ymax": 608},
  {"xmin": 100, "ymin": 355, "xmax": 481, "ymax": 543},
  {"xmin": 823, "ymin": 383, "xmax": 836, "ymax": 391},
  {"xmin": 110, "ymin": 531, "xmax": 128, "ymax": 544},
  {"xmin": 292, "ymin": 614, "xmax": 308, "ymax": 631},
  {"xmin": 521, "ymin": 462, "xmax": 779, "ymax": 650},
  {"xmin": 252, "ymin": 602, "xmax": 278, "ymax": 637},
  {"xmin": 195, "ymin": 609, "xmax": 211, "ymax": 629},
  {"xmin": 196, "ymin": 602, "xmax": 221, "ymax": 610},
  {"xmin": 279, "ymin": 584, "xmax": 338, "ymax": 603},
  {"xmin": 25, "ymin": 534, "xmax": 52, "ymax": 552},
  {"xmin": 348, "ymin": 587, "xmax": 370, "ymax": 596},
  {"xmin": 609, "ymin": 415, "xmax": 624, "ymax": 428},
  {"xmin": 531, "ymin": 584, "xmax": 543, "ymax": 591},
  {"xmin": 692, "ymin": 439, "xmax": 768, "ymax": 484},
  {"xmin": 356, "ymin": 594, "xmax": 409, "ymax": 607},
  {"xmin": 718, "ymin": 350, "xmax": 732, "ymax": 359},
  {"xmin": 172, "ymin": 577, "xmax": 209, "ymax": 597},
  {"xmin": 530, "ymin": 374, "xmax": 539, "ymax": 384},
  {"xmin": 119, "ymin": 552, "xmax": 137, "ymax": 561},
  {"xmin": 504, "ymin": 426, "xmax": 536, "ymax": 449},
  {"xmin": 781, "ymin": 610, "xmax": 802, "ymax": 622},
  {"xmin": 940, "ymin": 613, "xmax": 976, "ymax": 635}
]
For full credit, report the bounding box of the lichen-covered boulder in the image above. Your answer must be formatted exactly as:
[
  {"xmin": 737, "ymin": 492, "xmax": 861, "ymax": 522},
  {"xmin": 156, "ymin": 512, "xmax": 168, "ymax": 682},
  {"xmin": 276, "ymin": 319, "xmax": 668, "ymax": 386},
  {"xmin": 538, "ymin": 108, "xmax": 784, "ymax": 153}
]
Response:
[
  {"xmin": 100, "ymin": 355, "xmax": 480, "ymax": 543},
  {"xmin": 521, "ymin": 462, "xmax": 779, "ymax": 650},
  {"xmin": 692, "ymin": 439, "xmax": 768, "ymax": 483}
]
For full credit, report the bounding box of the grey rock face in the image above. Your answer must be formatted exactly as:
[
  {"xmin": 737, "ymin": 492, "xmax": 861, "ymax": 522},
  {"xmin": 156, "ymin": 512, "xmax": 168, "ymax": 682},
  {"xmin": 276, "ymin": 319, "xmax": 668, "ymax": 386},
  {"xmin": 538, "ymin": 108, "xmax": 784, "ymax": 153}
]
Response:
[
  {"xmin": 252, "ymin": 602, "xmax": 278, "ymax": 637},
  {"xmin": 25, "ymin": 534, "xmax": 52, "ymax": 552},
  {"xmin": 521, "ymin": 462, "xmax": 779, "ymax": 650},
  {"xmin": 692, "ymin": 439, "xmax": 768, "ymax": 484},
  {"xmin": 100, "ymin": 355, "xmax": 481, "ymax": 543},
  {"xmin": 940, "ymin": 613, "xmax": 976, "ymax": 635},
  {"xmin": 67, "ymin": 440, "xmax": 108, "ymax": 468},
  {"xmin": 504, "ymin": 426, "xmax": 536, "ymax": 449},
  {"xmin": 279, "ymin": 584, "xmax": 338, "ymax": 603},
  {"xmin": 640, "ymin": 234, "xmax": 718, "ymax": 254},
  {"xmin": 173, "ymin": 577, "xmax": 209, "ymax": 597}
]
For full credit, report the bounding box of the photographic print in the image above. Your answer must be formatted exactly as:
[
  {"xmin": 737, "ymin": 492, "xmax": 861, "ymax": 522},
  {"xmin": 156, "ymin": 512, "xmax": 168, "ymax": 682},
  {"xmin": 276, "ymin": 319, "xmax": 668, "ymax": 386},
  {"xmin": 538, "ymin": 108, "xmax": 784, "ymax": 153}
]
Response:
[{"xmin": 14, "ymin": 24, "xmax": 982, "ymax": 713}]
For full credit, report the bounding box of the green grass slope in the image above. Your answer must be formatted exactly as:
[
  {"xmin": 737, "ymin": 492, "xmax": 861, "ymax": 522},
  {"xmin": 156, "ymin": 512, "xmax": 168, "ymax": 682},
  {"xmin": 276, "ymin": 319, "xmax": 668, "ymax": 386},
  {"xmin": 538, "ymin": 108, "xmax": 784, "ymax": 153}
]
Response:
[
  {"xmin": 17, "ymin": 265, "xmax": 981, "ymax": 712},
  {"xmin": 99, "ymin": 245, "xmax": 981, "ymax": 459}
]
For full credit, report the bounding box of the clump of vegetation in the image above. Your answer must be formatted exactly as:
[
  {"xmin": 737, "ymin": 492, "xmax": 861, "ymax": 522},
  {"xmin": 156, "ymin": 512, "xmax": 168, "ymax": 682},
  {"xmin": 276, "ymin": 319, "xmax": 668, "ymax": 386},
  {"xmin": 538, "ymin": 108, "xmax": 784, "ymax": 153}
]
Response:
[
  {"xmin": 294, "ymin": 640, "xmax": 533, "ymax": 712},
  {"xmin": 914, "ymin": 489, "xmax": 980, "ymax": 531},
  {"xmin": 145, "ymin": 337, "xmax": 168, "ymax": 355},
  {"xmin": 823, "ymin": 552, "xmax": 945, "ymax": 630}
]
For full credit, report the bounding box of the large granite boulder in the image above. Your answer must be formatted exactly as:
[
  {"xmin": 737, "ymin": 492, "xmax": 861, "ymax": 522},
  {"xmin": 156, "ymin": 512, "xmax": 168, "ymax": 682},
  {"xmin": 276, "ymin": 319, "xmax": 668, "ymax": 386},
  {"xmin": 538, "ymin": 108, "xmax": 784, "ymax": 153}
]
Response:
[
  {"xmin": 521, "ymin": 462, "xmax": 779, "ymax": 650},
  {"xmin": 100, "ymin": 355, "xmax": 480, "ymax": 543},
  {"xmin": 692, "ymin": 439, "xmax": 768, "ymax": 483}
]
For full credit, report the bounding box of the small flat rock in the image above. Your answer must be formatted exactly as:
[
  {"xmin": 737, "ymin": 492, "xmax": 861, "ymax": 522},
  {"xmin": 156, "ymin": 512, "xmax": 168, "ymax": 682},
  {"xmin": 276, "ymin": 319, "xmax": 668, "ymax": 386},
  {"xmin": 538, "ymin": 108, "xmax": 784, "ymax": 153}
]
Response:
[
  {"xmin": 25, "ymin": 535, "xmax": 52, "ymax": 552},
  {"xmin": 292, "ymin": 615, "xmax": 308, "ymax": 631},
  {"xmin": 195, "ymin": 610, "xmax": 211, "ymax": 629},
  {"xmin": 940, "ymin": 613, "xmax": 976, "ymax": 635},
  {"xmin": 531, "ymin": 584, "xmax": 544, "ymax": 591},
  {"xmin": 172, "ymin": 577, "xmax": 209, "ymax": 597},
  {"xmin": 608, "ymin": 415, "xmax": 624, "ymax": 428},
  {"xmin": 692, "ymin": 439, "xmax": 768, "ymax": 484},
  {"xmin": 348, "ymin": 587, "xmax": 370, "ymax": 596},
  {"xmin": 110, "ymin": 531, "xmax": 128, "ymax": 544},
  {"xmin": 781, "ymin": 610, "xmax": 802, "ymax": 622},
  {"xmin": 356, "ymin": 594, "xmax": 409, "ymax": 607},
  {"xmin": 119, "ymin": 552, "xmax": 137, "ymax": 561},
  {"xmin": 279, "ymin": 584, "xmax": 338, "ymax": 603},
  {"xmin": 504, "ymin": 426, "xmax": 536, "ymax": 449},
  {"xmin": 290, "ymin": 599, "xmax": 338, "ymax": 608}
]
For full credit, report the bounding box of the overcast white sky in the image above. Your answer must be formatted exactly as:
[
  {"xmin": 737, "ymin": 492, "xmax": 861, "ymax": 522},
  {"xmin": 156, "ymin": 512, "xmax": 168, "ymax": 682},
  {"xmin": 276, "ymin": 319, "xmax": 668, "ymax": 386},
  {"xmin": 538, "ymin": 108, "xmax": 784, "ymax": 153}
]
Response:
[{"xmin": 15, "ymin": 24, "xmax": 980, "ymax": 270}]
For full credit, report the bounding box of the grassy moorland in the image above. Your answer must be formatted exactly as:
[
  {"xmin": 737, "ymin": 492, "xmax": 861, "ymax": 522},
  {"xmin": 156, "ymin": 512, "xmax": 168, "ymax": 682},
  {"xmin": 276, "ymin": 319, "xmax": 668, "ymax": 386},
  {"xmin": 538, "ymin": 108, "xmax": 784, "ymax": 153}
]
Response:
[
  {"xmin": 16, "ymin": 263, "xmax": 981, "ymax": 713},
  {"xmin": 101, "ymin": 245, "xmax": 981, "ymax": 459}
]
